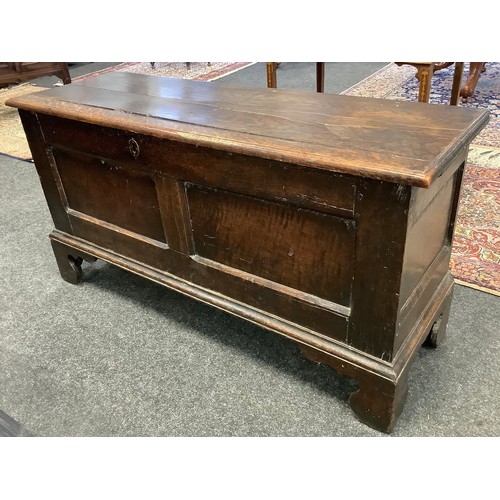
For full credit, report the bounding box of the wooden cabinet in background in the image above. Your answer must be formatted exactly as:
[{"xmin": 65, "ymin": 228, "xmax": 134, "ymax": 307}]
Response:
[{"xmin": 0, "ymin": 62, "xmax": 71, "ymax": 88}]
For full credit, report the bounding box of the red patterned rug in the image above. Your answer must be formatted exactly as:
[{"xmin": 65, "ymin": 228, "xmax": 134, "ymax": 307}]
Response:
[
  {"xmin": 74, "ymin": 62, "xmax": 256, "ymax": 82},
  {"xmin": 450, "ymin": 148, "xmax": 499, "ymax": 295},
  {"xmin": 343, "ymin": 64, "xmax": 499, "ymax": 295}
]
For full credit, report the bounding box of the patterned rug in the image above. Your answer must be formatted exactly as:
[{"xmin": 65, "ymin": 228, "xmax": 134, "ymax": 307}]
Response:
[
  {"xmin": 451, "ymin": 148, "xmax": 499, "ymax": 295},
  {"xmin": 73, "ymin": 62, "xmax": 256, "ymax": 83},
  {"xmin": 343, "ymin": 63, "xmax": 499, "ymax": 295}
]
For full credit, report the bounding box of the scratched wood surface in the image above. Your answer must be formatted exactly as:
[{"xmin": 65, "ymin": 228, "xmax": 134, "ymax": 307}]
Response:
[
  {"xmin": 187, "ymin": 184, "xmax": 356, "ymax": 306},
  {"xmin": 6, "ymin": 72, "xmax": 489, "ymax": 187}
]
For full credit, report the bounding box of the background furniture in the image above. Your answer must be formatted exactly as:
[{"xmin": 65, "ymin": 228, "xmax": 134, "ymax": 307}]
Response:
[
  {"xmin": 267, "ymin": 62, "xmax": 325, "ymax": 92},
  {"xmin": 0, "ymin": 62, "xmax": 71, "ymax": 88},
  {"xmin": 396, "ymin": 62, "xmax": 487, "ymax": 104},
  {"xmin": 458, "ymin": 62, "xmax": 486, "ymax": 98},
  {"xmin": 396, "ymin": 62, "xmax": 464, "ymax": 105}
]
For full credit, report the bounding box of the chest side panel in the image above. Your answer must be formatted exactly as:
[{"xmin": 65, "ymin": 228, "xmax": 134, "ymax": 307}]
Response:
[{"xmin": 395, "ymin": 152, "xmax": 467, "ymax": 355}]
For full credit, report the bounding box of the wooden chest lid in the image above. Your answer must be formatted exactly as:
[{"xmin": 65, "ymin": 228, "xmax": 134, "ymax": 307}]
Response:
[{"xmin": 6, "ymin": 71, "xmax": 489, "ymax": 187}]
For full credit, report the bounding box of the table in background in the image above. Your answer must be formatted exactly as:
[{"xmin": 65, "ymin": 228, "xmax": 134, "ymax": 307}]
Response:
[{"xmin": 266, "ymin": 62, "xmax": 325, "ymax": 92}]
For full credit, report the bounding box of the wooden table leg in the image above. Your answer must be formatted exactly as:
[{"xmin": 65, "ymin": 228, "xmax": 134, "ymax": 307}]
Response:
[
  {"xmin": 415, "ymin": 63, "xmax": 434, "ymax": 103},
  {"xmin": 316, "ymin": 62, "xmax": 325, "ymax": 93},
  {"xmin": 266, "ymin": 62, "xmax": 278, "ymax": 88},
  {"xmin": 395, "ymin": 62, "xmax": 434, "ymax": 103},
  {"xmin": 267, "ymin": 62, "xmax": 324, "ymax": 92},
  {"xmin": 450, "ymin": 62, "xmax": 464, "ymax": 105}
]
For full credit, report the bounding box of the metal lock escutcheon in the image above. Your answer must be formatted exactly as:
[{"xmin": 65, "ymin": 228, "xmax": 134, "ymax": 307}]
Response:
[{"xmin": 128, "ymin": 137, "xmax": 140, "ymax": 159}]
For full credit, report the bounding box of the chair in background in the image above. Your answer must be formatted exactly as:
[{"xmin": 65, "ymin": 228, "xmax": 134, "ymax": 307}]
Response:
[
  {"xmin": 395, "ymin": 62, "xmax": 486, "ymax": 104},
  {"xmin": 395, "ymin": 62, "xmax": 464, "ymax": 105}
]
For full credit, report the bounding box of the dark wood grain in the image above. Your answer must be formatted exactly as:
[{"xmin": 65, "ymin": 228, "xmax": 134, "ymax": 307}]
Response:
[
  {"xmin": 36, "ymin": 114, "xmax": 357, "ymax": 218},
  {"xmin": 7, "ymin": 72, "xmax": 489, "ymax": 187},
  {"xmin": 348, "ymin": 179, "xmax": 410, "ymax": 360},
  {"xmin": 17, "ymin": 110, "xmax": 74, "ymax": 234},
  {"xmin": 8, "ymin": 73, "xmax": 488, "ymax": 433},
  {"xmin": 53, "ymin": 148, "xmax": 167, "ymax": 243},
  {"xmin": 187, "ymin": 184, "xmax": 355, "ymax": 306}
]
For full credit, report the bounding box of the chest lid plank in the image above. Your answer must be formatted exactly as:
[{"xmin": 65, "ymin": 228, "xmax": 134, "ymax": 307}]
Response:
[{"xmin": 6, "ymin": 71, "xmax": 489, "ymax": 187}]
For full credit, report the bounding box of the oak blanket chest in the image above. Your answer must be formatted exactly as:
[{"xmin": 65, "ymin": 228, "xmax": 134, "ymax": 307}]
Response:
[{"xmin": 7, "ymin": 73, "xmax": 488, "ymax": 432}]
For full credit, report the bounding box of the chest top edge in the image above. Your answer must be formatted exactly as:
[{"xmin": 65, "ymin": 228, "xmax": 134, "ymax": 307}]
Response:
[{"xmin": 5, "ymin": 74, "xmax": 489, "ymax": 188}]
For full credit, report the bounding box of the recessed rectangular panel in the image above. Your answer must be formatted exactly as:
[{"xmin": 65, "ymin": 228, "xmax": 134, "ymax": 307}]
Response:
[
  {"xmin": 53, "ymin": 149, "xmax": 166, "ymax": 243},
  {"xmin": 187, "ymin": 185, "xmax": 355, "ymax": 307},
  {"xmin": 400, "ymin": 175, "xmax": 455, "ymax": 305}
]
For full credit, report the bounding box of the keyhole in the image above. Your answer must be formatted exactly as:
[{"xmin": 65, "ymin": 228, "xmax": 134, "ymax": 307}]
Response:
[{"xmin": 128, "ymin": 138, "xmax": 140, "ymax": 158}]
